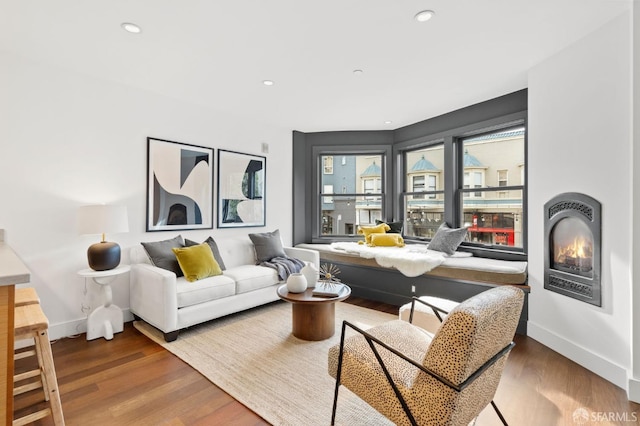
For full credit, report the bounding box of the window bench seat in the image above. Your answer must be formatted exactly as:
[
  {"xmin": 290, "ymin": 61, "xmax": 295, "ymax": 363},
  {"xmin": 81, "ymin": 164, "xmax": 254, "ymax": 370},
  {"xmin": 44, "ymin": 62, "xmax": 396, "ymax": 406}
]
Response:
[{"xmin": 295, "ymin": 243, "xmax": 529, "ymax": 334}]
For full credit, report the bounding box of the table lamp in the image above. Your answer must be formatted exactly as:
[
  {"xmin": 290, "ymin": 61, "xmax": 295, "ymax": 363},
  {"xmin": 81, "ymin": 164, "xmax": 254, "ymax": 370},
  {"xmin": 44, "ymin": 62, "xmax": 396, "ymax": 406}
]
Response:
[{"xmin": 78, "ymin": 204, "xmax": 129, "ymax": 271}]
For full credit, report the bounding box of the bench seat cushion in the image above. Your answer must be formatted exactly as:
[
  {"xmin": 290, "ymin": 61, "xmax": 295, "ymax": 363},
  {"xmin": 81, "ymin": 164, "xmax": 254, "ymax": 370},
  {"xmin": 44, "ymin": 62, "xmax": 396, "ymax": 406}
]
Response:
[{"xmin": 296, "ymin": 243, "xmax": 527, "ymax": 285}]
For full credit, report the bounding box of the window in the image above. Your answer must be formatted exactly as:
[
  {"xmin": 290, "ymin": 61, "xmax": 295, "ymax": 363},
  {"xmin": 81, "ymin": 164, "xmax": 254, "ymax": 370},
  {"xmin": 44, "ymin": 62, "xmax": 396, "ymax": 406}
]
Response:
[
  {"xmin": 463, "ymin": 171, "xmax": 484, "ymax": 198},
  {"xmin": 404, "ymin": 144, "xmax": 444, "ymax": 238},
  {"xmin": 498, "ymin": 170, "xmax": 508, "ymax": 187},
  {"xmin": 319, "ymin": 154, "xmax": 385, "ymax": 235},
  {"xmin": 323, "ymin": 184, "xmax": 333, "ymax": 203},
  {"xmin": 363, "ymin": 177, "xmax": 381, "ymax": 199},
  {"xmin": 412, "ymin": 175, "xmax": 425, "ymax": 199},
  {"xmin": 401, "ymin": 126, "xmax": 525, "ymax": 250},
  {"xmin": 461, "ymin": 127, "xmax": 525, "ymax": 249},
  {"xmin": 323, "ymin": 156, "xmax": 333, "ymax": 174},
  {"xmin": 427, "ymin": 175, "xmax": 437, "ymax": 198}
]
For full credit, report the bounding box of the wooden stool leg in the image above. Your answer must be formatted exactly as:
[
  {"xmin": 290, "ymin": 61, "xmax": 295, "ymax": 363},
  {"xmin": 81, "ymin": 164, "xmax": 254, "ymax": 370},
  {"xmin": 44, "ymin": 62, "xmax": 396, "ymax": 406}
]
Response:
[
  {"xmin": 33, "ymin": 336, "xmax": 50, "ymax": 401},
  {"xmin": 34, "ymin": 329, "xmax": 64, "ymax": 425}
]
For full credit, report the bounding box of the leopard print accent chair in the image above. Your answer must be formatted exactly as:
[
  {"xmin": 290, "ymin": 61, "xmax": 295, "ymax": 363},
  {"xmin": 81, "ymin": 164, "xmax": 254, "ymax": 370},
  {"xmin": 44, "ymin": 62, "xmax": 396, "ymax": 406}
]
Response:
[{"xmin": 328, "ymin": 286, "xmax": 524, "ymax": 425}]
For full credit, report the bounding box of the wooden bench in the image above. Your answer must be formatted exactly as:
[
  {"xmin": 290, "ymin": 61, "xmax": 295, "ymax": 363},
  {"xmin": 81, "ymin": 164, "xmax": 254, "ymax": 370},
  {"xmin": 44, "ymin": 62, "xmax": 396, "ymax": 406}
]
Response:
[{"xmin": 296, "ymin": 243, "xmax": 529, "ymax": 334}]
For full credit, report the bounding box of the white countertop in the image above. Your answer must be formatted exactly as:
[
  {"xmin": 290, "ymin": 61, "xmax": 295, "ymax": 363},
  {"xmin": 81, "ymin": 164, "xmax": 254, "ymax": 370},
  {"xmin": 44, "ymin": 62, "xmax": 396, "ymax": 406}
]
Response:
[{"xmin": 0, "ymin": 242, "xmax": 30, "ymax": 286}]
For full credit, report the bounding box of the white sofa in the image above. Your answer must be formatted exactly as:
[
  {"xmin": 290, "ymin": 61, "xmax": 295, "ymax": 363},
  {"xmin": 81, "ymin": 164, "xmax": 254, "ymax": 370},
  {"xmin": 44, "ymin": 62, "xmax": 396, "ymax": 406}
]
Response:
[{"xmin": 129, "ymin": 236, "xmax": 319, "ymax": 341}]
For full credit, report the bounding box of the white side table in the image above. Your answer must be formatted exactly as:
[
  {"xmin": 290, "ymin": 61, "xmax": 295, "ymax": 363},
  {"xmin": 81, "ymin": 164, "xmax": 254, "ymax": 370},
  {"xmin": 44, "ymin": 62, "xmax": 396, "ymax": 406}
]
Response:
[{"xmin": 78, "ymin": 265, "xmax": 130, "ymax": 341}]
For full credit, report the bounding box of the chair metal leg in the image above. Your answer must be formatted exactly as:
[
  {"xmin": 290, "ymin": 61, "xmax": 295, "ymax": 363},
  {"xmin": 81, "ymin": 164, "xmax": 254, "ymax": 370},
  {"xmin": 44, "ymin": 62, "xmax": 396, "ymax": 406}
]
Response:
[
  {"xmin": 491, "ymin": 400, "xmax": 508, "ymax": 426},
  {"xmin": 331, "ymin": 382, "xmax": 340, "ymax": 425},
  {"xmin": 331, "ymin": 322, "xmax": 348, "ymax": 426}
]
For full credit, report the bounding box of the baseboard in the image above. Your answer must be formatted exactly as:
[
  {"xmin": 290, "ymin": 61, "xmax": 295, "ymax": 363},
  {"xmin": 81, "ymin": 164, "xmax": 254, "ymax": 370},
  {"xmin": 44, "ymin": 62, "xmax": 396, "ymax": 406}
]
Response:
[
  {"xmin": 528, "ymin": 321, "xmax": 628, "ymax": 391},
  {"xmin": 628, "ymin": 378, "xmax": 640, "ymax": 403}
]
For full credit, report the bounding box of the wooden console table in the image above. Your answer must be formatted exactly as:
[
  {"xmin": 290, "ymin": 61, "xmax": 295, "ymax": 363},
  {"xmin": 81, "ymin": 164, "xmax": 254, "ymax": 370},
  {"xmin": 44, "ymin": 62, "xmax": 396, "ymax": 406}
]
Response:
[{"xmin": 0, "ymin": 230, "xmax": 31, "ymax": 424}]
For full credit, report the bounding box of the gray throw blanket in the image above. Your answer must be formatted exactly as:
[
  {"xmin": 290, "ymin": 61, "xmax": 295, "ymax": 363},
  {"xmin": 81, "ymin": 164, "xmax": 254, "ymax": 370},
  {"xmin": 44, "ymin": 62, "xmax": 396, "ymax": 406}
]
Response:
[{"xmin": 261, "ymin": 256, "xmax": 305, "ymax": 281}]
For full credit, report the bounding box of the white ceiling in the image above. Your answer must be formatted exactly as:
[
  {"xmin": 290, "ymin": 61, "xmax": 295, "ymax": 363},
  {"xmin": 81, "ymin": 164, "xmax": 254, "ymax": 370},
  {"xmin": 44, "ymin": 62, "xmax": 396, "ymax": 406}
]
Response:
[{"xmin": 1, "ymin": 0, "xmax": 631, "ymax": 132}]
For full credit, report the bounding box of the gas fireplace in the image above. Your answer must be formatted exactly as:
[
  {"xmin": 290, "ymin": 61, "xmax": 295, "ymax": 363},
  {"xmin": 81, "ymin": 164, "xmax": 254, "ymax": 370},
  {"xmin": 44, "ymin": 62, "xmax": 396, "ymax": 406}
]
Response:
[{"xmin": 544, "ymin": 193, "xmax": 601, "ymax": 306}]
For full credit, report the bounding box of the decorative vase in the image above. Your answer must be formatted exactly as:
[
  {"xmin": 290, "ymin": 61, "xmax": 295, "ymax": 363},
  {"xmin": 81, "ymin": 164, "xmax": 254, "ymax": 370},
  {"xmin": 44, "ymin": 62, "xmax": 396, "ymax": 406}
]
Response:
[
  {"xmin": 301, "ymin": 263, "xmax": 319, "ymax": 288},
  {"xmin": 286, "ymin": 273, "xmax": 307, "ymax": 293}
]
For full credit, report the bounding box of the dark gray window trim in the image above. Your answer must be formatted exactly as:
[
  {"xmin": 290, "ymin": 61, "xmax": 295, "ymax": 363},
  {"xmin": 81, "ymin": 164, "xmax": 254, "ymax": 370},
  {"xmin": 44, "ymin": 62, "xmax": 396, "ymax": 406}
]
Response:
[{"xmin": 395, "ymin": 113, "xmax": 527, "ymax": 260}]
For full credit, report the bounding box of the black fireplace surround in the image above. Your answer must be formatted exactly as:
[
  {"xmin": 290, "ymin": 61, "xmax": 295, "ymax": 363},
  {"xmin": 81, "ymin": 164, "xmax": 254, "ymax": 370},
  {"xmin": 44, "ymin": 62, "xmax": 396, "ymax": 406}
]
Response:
[{"xmin": 544, "ymin": 192, "xmax": 601, "ymax": 306}]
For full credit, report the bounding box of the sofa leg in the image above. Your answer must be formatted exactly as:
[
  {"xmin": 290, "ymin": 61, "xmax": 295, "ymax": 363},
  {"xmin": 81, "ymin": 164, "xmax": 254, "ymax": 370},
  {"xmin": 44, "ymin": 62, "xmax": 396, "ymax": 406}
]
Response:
[{"xmin": 163, "ymin": 330, "xmax": 179, "ymax": 342}]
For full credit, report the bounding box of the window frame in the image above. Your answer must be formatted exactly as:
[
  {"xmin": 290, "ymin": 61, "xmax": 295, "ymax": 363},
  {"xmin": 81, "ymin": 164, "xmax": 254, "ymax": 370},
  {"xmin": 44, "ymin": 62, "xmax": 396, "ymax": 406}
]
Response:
[
  {"xmin": 312, "ymin": 146, "xmax": 391, "ymax": 241},
  {"xmin": 396, "ymin": 114, "xmax": 527, "ymax": 259}
]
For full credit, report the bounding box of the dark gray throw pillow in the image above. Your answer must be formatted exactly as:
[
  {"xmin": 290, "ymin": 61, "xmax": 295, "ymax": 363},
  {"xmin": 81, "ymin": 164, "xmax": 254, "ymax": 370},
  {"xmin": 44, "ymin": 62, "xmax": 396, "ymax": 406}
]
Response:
[
  {"xmin": 141, "ymin": 235, "xmax": 185, "ymax": 276},
  {"xmin": 185, "ymin": 236, "xmax": 227, "ymax": 271},
  {"xmin": 375, "ymin": 219, "xmax": 403, "ymax": 234},
  {"xmin": 427, "ymin": 223, "xmax": 468, "ymax": 255},
  {"xmin": 248, "ymin": 229, "xmax": 287, "ymax": 262}
]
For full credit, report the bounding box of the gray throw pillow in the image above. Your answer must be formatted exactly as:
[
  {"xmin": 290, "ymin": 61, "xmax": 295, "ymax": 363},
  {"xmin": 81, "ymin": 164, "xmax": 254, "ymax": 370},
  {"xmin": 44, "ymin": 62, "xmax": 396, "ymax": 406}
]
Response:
[
  {"xmin": 185, "ymin": 236, "xmax": 227, "ymax": 271},
  {"xmin": 248, "ymin": 229, "xmax": 287, "ymax": 262},
  {"xmin": 427, "ymin": 223, "xmax": 468, "ymax": 255},
  {"xmin": 141, "ymin": 235, "xmax": 184, "ymax": 276}
]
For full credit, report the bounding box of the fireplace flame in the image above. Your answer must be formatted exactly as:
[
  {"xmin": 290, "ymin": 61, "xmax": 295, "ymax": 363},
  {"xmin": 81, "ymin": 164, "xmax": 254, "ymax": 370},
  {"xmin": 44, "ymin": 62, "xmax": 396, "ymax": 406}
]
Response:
[{"xmin": 555, "ymin": 237, "xmax": 593, "ymax": 269}]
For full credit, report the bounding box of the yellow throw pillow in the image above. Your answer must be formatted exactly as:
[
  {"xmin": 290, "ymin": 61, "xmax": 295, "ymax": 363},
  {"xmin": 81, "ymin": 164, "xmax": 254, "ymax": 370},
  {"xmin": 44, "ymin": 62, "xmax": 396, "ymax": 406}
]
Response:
[
  {"xmin": 172, "ymin": 243, "xmax": 222, "ymax": 282},
  {"xmin": 368, "ymin": 233, "xmax": 405, "ymax": 247},
  {"xmin": 357, "ymin": 223, "xmax": 391, "ymax": 244}
]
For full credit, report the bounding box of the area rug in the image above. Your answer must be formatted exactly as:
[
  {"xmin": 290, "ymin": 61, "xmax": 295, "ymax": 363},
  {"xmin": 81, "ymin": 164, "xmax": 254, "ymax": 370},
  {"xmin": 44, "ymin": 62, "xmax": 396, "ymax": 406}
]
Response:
[{"xmin": 133, "ymin": 301, "xmax": 395, "ymax": 426}]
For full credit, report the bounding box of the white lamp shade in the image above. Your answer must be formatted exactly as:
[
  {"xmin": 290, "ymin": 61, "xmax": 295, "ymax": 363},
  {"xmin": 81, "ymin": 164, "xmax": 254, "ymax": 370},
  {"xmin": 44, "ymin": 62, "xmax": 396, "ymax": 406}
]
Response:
[{"xmin": 78, "ymin": 205, "xmax": 129, "ymax": 236}]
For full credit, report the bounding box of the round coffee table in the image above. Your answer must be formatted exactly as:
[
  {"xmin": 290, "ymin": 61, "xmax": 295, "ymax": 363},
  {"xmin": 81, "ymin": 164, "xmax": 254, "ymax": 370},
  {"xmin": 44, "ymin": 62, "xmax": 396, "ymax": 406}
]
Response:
[{"xmin": 277, "ymin": 284, "xmax": 351, "ymax": 341}]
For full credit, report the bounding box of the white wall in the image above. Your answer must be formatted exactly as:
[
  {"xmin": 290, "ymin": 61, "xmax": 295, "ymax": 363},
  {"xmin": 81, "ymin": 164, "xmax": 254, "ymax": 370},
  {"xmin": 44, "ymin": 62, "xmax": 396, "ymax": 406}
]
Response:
[
  {"xmin": 528, "ymin": 11, "xmax": 632, "ymax": 390},
  {"xmin": 0, "ymin": 52, "xmax": 293, "ymax": 339}
]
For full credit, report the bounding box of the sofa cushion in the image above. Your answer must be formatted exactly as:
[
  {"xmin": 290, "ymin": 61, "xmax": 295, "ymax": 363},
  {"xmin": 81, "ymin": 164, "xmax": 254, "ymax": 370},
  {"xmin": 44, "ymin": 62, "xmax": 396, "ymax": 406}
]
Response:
[
  {"xmin": 248, "ymin": 229, "xmax": 286, "ymax": 262},
  {"xmin": 185, "ymin": 236, "xmax": 227, "ymax": 270},
  {"xmin": 223, "ymin": 265, "xmax": 279, "ymax": 294},
  {"xmin": 141, "ymin": 235, "xmax": 184, "ymax": 277},
  {"xmin": 176, "ymin": 274, "xmax": 236, "ymax": 308},
  {"xmin": 173, "ymin": 243, "xmax": 222, "ymax": 282}
]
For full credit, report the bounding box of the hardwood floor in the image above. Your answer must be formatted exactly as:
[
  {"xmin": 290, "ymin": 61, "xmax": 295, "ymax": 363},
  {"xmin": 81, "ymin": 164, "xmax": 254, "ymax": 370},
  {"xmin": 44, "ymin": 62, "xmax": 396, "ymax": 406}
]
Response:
[{"xmin": 14, "ymin": 297, "xmax": 640, "ymax": 425}]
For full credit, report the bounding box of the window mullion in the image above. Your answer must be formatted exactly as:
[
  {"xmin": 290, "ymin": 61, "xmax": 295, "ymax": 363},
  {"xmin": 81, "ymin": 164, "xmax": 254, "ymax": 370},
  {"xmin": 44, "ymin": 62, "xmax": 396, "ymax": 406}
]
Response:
[{"xmin": 443, "ymin": 136, "xmax": 458, "ymax": 227}]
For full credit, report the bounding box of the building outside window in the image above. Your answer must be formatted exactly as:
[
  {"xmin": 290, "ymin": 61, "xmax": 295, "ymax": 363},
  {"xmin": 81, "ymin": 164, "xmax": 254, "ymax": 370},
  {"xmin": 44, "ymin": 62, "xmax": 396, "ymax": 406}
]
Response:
[
  {"xmin": 461, "ymin": 128, "xmax": 525, "ymax": 248},
  {"xmin": 320, "ymin": 154, "xmax": 384, "ymax": 235}
]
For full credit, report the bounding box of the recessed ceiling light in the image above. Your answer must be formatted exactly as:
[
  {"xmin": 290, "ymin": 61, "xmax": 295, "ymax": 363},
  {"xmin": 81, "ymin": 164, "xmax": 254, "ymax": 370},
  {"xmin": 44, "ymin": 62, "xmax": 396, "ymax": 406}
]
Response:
[
  {"xmin": 385, "ymin": 120, "xmax": 393, "ymax": 125},
  {"xmin": 414, "ymin": 10, "xmax": 435, "ymax": 22},
  {"xmin": 263, "ymin": 80, "xmax": 274, "ymax": 86},
  {"xmin": 121, "ymin": 22, "xmax": 142, "ymax": 34},
  {"xmin": 353, "ymin": 69, "xmax": 363, "ymax": 75}
]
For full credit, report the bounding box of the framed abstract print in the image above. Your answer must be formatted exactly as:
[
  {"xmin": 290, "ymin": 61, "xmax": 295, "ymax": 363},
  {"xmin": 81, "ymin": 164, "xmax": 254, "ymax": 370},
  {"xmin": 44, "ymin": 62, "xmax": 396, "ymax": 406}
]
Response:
[
  {"xmin": 146, "ymin": 137, "xmax": 214, "ymax": 231},
  {"xmin": 217, "ymin": 149, "xmax": 266, "ymax": 228}
]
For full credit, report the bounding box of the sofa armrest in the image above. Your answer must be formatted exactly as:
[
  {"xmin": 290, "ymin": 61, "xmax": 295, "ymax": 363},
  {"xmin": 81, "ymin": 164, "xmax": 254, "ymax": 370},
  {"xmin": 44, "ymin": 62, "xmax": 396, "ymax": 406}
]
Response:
[
  {"xmin": 284, "ymin": 246, "xmax": 319, "ymax": 268},
  {"xmin": 130, "ymin": 263, "xmax": 179, "ymax": 333}
]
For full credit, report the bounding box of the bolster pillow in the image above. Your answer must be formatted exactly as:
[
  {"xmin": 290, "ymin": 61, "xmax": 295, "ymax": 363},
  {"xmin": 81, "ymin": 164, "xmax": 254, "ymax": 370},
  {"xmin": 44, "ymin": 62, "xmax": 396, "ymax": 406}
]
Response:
[{"xmin": 368, "ymin": 233, "xmax": 405, "ymax": 247}]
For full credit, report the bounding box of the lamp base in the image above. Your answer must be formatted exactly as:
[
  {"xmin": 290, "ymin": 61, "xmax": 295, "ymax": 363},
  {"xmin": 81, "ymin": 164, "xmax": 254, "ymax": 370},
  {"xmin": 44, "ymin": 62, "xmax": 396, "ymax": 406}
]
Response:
[{"xmin": 88, "ymin": 241, "xmax": 121, "ymax": 271}]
